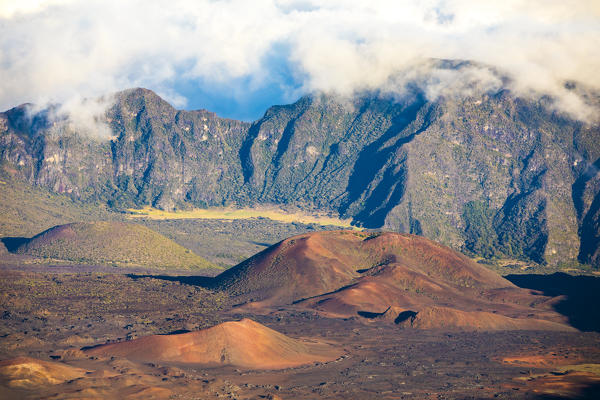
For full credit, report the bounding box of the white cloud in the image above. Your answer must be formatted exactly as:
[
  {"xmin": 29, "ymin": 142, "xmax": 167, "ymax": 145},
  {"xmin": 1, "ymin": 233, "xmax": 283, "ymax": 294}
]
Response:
[
  {"xmin": 0, "ymin": 0, "xmax": 598, "ymax": 126},
  {"xmin": 56, "ymin": 95, "xmax": 115, "ymax": 139},
  {"xmin": 0, "ymin": 0, "xmax": 75, "ymax": 18}
]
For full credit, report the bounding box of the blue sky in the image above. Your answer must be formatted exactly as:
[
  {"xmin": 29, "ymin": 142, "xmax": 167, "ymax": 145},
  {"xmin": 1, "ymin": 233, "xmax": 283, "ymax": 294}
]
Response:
[
  {"xmin": 171, "ymin": 77, "xmax": 291, "ymax": 121},
  {"xmin": 0, "ymin": 0, "xmax": 598, "ymax": 122},
  {"xmin": 169, "ymin": 44, "xmax": 305, "ymax": 121}
]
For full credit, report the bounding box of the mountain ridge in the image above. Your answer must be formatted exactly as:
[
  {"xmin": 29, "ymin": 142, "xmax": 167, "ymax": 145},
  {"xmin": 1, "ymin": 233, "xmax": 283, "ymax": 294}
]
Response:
[{"xmin": 1, "ymin": 86, "xmax": 599, "ymax": 267}]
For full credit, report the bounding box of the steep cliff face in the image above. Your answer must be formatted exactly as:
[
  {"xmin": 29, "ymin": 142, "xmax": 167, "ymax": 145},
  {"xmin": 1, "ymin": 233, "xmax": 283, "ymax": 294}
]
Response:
[
  {"xmin": 375, "ymin": 92, "xmax": 585, "ymax": 265},
  {"xmin": 576, "ymin": 157, "xmax": 600, "ymax": 267},
  {"xmin": 241, "ymin": 94, "xmax": 433, "ymax": 216},
  {"xmin": 239, "ymin": 91, "xmax": 598, "ymax": 266},
  {"xmin": 1, "ymin": 87, "xmax": 599, "ymax": 267},
  {"xmin": 106, "ymin": 88, "xmax": 249, "ymax": 209},
  {"xmin": 0, "ymin": 89, "xmax": 250, "ymax": 209},
  {"xmin": 0, "ymin": 103, "xmax": 113, "ymax": 198}
]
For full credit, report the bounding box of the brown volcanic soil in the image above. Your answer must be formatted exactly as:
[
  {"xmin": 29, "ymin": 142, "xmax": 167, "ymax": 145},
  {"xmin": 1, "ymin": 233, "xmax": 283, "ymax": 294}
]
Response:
[
  {"xmin": 1, "ymin": 267, "xmax": 600, "ymax": 399},
  {"xmin": 215, "ymin": 231, "xmax": 572, "ymax": 331},
  {"xmin": 85, "ymin": 318, "xmax": 340, "ymax": 369},
  {"xmin": 213, "ymin": 230, "xmax": 366, "ymax": 304},
  {"xmin": 1, "ymin": 230, "xmax": 598, "ymax": 398},
  {"xmin": 0, "ymin": 357, "xmax": 88, "ymax": 388},
  {"xmin": 399, "ymin": 306, "xmax": 574, "ymax": 331},
  {"xmin": 500, "ymin": 354, "xmax": 600, "ymax": 398},
  {"xmin": 215, "ymin": 231, "xmax": 510, "ymax": 302}
]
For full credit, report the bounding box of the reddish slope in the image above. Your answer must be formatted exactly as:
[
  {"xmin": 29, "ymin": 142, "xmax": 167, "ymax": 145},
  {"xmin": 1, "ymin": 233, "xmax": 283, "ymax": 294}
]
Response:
[
  {"xmin": 85, "ymin": 319, "xmax": 340, "ymax": 369},
  {"xmin": 397, "ymin": 307, "xmax": 575, "ymax": 331},
  {"xmin": 214, "ymin": 231, "xmax": 573, "ymax": 331},
  {"xmin": 214, "ymin": 231, "xmax": 510, "ymax": 303},
  {"xmin": 212, "ymin": 231, "xmax": 366, "ymax": 304}
]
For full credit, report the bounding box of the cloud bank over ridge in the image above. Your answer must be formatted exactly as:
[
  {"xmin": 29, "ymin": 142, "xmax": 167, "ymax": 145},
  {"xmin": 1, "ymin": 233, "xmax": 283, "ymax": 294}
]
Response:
[{"xmin": 1, "ymin": 0, "xmax": 598, "ymax": 122}]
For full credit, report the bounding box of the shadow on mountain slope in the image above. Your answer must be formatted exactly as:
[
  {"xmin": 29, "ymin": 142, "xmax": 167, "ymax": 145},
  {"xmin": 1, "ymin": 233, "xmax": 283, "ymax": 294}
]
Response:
[
  {"xmin": 533, "ymin": 382, "xmax": 600, "ymax": 400},
  {"xmin": 0, "ymin": 237, "xmax": 29, "ymax": 252},
  {"xmin": 506, "ymin": 273, "xmax": 600, "ymax": 332},
  {"xmin": 339, "ymin": 98, "xmax": 430, "ymax": 228},
  {"xmin": 127, "ymin": 274, "xmax": 216, "ymax": 287}
]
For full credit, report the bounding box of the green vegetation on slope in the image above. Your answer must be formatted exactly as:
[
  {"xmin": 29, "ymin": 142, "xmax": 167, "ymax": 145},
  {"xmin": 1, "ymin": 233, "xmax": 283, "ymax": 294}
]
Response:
[
  {"xmin": 2, "ymin": 84, "xmax": 600, "ymax": 268},
  {"xmin": 0, "ymin": 168, "xmax": 357, "ymax": 268},
  {"xmin": 16, "ymin": 222, "xmax": 218, "ymax": 270},
  {"xmin": 462, "ymin": 200, "xmax": 501, "ymax": 259},
  {"xmin": 0, "ymin": 167, "xmax": 117, "ymax": 238}
]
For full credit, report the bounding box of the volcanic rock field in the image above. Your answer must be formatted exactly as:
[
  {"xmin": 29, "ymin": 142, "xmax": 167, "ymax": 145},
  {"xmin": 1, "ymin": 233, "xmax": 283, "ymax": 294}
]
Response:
[{"xmin": 1, "ymin": 229, "xmax": 600, "ymax": 399}]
